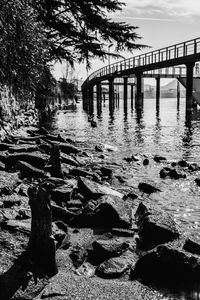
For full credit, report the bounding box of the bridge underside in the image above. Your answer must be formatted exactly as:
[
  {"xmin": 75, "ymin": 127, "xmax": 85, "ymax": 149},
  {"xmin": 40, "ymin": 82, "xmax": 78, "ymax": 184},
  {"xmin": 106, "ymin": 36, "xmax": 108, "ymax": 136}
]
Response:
[{"xmin": 82, "ymin": 37, "xmax": 200, "ymax": 115}]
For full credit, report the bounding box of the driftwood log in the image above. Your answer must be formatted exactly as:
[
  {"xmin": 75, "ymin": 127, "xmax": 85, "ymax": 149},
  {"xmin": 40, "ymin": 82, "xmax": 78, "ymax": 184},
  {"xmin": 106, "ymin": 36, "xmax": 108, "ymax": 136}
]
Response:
[{"xmin": 27, "ymin": 184, "xmax": 58, "ymax": 277}]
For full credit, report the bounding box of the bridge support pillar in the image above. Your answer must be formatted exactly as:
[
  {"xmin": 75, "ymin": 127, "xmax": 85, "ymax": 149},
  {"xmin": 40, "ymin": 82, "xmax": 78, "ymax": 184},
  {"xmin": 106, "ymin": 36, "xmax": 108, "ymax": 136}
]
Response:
[
  {"xmin": 123, "ymin": 77, "xmax": 128, "ymax": 110},
  {"xmin": 96, "ymin": 83, "xmax": 102, "ymax": 115},
  {"xmin": 156, "ymin": 77, "xmax": 160, "ymax": 109},
  {"xmin": 131, "ymin": 84, "xmax": 134, "ymax": 109},
  {"xmin": 109, "ymin": 78, "xmax": 114, "ymax": 112},
  {"xmin": 89, "ymin": 86, "xmax": 94, "ymax": 115},
  {"xmin": 135, "ymin": 73, "xmax": 144, "ymax": 109},
  {"xmin": 186, "ymin": 62, "xmax": 195, "ymax": 114},
  {"xmin": 177, "ymin": 80, "xmax": 180, "ymax": 108}
]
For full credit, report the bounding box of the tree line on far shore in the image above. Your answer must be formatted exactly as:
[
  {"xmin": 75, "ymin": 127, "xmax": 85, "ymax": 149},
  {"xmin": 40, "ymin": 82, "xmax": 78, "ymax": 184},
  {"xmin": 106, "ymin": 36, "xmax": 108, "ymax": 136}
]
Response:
[{"xmin": 0, "ymin": 0, "xmax": 145, "ymax": 103}]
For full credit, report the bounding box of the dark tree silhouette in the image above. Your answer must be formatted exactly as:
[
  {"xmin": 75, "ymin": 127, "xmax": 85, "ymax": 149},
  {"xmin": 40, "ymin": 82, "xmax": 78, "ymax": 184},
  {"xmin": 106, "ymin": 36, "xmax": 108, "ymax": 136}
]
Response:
[{"xmin": 31, "ymin": 0, "xmax": 146, "ymax": 65}]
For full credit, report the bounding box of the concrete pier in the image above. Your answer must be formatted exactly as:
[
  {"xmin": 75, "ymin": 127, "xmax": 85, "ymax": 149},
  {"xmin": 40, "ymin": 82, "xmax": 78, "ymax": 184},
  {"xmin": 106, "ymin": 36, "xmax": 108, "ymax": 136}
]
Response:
[
  {"xmin": 156, "ymin": 77, "xmax": 160, "ymax": 109},
  {"xmin": 135, "ymin": 73, "xmax": 144, "ymax": 109},
  {"xmin": 123, "ymin": 77, "xmax": 128, "ymax": 110},
  {"xmin": 131, "ymin": 84, "xmax": 134, "ymax": 109},
  {"xmin": 186, "ymin": 62, "xmax": 195, "ymax": 114},
  {"xmin": 109, "ymin": 78, "xmax": 114, "ymax": 112}
]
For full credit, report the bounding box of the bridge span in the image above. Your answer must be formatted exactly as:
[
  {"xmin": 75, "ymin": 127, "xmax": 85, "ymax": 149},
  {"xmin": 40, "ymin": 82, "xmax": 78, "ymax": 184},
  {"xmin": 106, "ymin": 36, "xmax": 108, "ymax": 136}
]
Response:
[{"xmin": 82, "ymin": 37, "xmax": 200, "ymax": 114}]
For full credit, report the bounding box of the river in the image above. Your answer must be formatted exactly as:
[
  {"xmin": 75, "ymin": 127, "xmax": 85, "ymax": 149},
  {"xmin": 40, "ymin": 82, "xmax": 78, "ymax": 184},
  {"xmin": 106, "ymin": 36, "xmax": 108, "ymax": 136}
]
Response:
[{"xmin": 41, "ymin": 97, "xmax": 200, "ymax": 299}]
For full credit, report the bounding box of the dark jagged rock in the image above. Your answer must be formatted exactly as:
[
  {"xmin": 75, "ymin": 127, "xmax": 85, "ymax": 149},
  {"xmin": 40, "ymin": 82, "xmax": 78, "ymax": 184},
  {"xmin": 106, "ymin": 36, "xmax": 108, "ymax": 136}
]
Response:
[
  {"xmin": 61, "ymin": 153, "xmax": 80, "ymax": 167},
  {"xmin": 52, "ymin": 204, "xmax": 77, "ymax": 224},
  {"xmin": 0, "ymin": 143, "xmax": 13, "ymax": 151},
  {"xmin": 195, "ymin": 178, "xmax": 200, "ymax": 186},
  {"xmin": 8, "ymin": 144, "xmax": 38, "ymax": 153},
  {"xmin": 143, "ymin": 158, "xmax": 149, "ymax": 166},
  {"xmin": 188, "ymin": 163, "xmax": 200, "ymax": 172},
  {"xmin": 153, "ymin": 155, "xmax": 167, "ymax": 163},
  {"xmin": 135, "ymin": 203, "xmax": 180, "ymax": 250},
  {"xmin": 67, "ymin": 199, "xmax": 83, "ymax": 209},
  {"xmin": 51, "ymin": 181, "xmax": 76, "ymax": 205},
  {"xmin": 177, "ymin": 159, "xmax": 188, "ymax": 167},
  {"xmin": 92, "ymin": 238, "xmax": 130, "ymax": 262},
  {"xmin": 160, "ymin": 167, "xmax": 171, "ymax": 178},
  {"xmin": 132, "ymin": 244, "xmax": 200, "ymax": 281},
  {"xmin": 69, "ymin": 244, "xmax": 88, "ymax": 268},
  {"xmin": 95, "ymin": 144, "xmax": 104, "ymax": 152},
  {"xmin": 138, "ymin": 182, "xmax": 161, "ymax": 194},
  {"xmin": 123, "ymin": 191, "xmax": 138, "ymax": 200},
  {"xmin": 54, "ymin": 220, "xmax": 68, "ymax": 233},
  {"xmin": 183, "ymin": 237, "xmax": 200, "ymax": 255},
  {"xmin": 160, "ymin": 167, "xmax": 186, "ymax": 179},
  {"xmin": 96, "ymin": 256, "xmax": 129, "ymax": 278},
  {"xmin": 38, "ymin": 143, "xmax": 52, "ymax": 154},
  {"xmin": 49, "ymin": 141, "xmax": 80, "ymax": 154},
  {"xmin": 38, "ymin": 126, "xmax": 49, "ymax": 135},
  {"xmin": 69, "ymin": 168, "xmax": 93, "ymax": 178},
  {"xmin": 100, "ymin": 166, "xmax": 113, "ymax": 177},
  {"xmin": 16, "ymin": 161, "xmax": 46, "ymax": 178},
  {"xmin": 5, "ymin": 152, "xmax": 48, "ymax": 169},
  {"xmin": 72, "ymin": 195, "xmax": 131, "ymax": 228},
  {"xmin": 78, "ymin": 177, "xmax": 123, "ymax": 200}
]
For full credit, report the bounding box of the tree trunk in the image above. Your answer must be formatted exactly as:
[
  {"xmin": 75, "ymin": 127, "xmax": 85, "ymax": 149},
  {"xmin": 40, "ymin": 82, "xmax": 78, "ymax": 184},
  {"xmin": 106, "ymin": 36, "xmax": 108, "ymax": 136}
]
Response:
[{"xmin": 27, "ymin": 184, "xmax": 58, "ymax": 277}]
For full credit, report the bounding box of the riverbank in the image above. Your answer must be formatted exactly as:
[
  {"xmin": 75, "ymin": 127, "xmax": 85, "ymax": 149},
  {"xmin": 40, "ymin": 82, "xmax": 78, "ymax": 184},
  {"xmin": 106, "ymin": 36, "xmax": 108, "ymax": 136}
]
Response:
[{"xmin": 0, "ymin": 116, "xmax": 200, "ymax": 300}]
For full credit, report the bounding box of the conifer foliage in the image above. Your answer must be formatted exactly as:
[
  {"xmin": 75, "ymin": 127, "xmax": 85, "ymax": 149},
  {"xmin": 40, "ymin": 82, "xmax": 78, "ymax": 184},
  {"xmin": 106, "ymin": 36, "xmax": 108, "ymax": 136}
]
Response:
[{"xmin": 32, "ymin": 0, "xmax": 145, "ymax": 65}]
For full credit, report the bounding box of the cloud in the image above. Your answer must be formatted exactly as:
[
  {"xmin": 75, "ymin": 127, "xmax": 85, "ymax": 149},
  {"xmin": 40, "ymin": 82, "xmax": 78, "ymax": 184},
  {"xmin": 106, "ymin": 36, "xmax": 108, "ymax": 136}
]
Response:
[
  {"xmin": 113, "ymin": 16, "xmax": 173, "ymax": 22},
  {"xmin": 120, "ymin": 0, "xmax": 200, "ymax": 19}
]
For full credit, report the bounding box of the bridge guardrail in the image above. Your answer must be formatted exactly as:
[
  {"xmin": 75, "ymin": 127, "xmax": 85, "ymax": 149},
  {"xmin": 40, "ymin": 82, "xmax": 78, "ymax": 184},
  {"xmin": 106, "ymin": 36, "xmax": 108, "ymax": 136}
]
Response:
[{"xmin": 82, "ymin": 37, "xmax": 200, "ymax": 89}]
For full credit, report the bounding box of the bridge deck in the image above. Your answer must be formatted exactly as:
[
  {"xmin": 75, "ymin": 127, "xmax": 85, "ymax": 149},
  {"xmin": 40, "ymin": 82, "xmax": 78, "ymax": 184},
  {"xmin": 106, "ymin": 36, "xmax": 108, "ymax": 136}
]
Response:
[{"xmin": 82, "ymin": 37, "xmax": 200, "ymax": 89}]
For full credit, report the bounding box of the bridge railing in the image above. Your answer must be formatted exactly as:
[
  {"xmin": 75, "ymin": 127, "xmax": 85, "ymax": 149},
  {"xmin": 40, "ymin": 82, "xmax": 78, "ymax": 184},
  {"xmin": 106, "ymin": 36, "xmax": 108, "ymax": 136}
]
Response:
[{"xmin": 83, "ymin": 37, "xmax": 200, "ymax": 88}]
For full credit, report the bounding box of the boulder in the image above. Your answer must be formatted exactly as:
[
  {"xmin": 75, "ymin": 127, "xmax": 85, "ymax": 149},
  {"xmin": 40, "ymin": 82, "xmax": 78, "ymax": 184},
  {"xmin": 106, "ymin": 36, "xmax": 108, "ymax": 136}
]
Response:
[
  {"xmin": 69, "ymin": 244, "xmax": 88, "ymax": 268},
  {"xmin": 5, "ymin": 152, "xmax": 48, "ymax": 169},
  {"xmin": 96, "ymin": 250, "xmax": 137, "ymax": 279},
  {"xmin": 16, "ymin": 161, "xmax": 46, "ymax": 178},
  {"xmin": 188, "ymin": 163, "xmax": 200, "ymax": 172},
  {"xmin": 51, "ymin": 182, "xmax": 75, "ymax": 206},
  {"xmin": 132, "ymin": 244, "xmax": 200, "ymax": 281},
  {"xmin": 138, "ymin": 182, "xmax": 161, "ymax": 194},
  {"xmin": 78, "ymin": 177, "xmax": 123, "ymax": 200},
  {"xmin": 183, "ymin": 237, "xmax": 200, "ymax": 255},
  {"xmin": 75, "ymin": 262, "xmax": 95, "ymax": 277},
  {"xmin": 72, "ymin": 194, "xmax": 132, "ymax": 228},
  {"xmin": 135, "ymin": 203, "xmax": 180, "ymax": 250},
  {"xmin": 143, "ymin": 158, "xmax": 149, "ymax": 166},
  {"xmin": 177, "ymin": 160, "xmax": 188, "ymax": 167},
  {"xmin": 92, "ymin": 238, "xmax": 129, "ymax": 262},
  {"xmin": 160, "ymin": 167, "xmax": 186, "ymax": 179}
]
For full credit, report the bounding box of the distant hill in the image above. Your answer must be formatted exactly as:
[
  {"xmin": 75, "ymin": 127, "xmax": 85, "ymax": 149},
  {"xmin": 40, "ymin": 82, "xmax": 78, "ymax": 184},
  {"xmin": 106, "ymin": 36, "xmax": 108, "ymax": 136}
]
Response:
[{"xmin": 162, "ymin": 79, "xmax": 185, "ymax": 91}]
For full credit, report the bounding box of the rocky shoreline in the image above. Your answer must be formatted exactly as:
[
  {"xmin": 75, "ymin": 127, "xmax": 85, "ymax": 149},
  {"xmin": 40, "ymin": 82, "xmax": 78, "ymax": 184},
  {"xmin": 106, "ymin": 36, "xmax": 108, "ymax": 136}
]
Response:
[{"xmin": 1, "ymin": 123, "xmax": 200, "ymax": 299}]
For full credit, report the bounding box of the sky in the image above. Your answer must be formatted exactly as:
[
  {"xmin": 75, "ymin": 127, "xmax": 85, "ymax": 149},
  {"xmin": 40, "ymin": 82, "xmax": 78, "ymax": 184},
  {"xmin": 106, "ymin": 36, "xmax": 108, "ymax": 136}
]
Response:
[{"xmin": 53, "ymin": 0, "xmax": 200, "ymax": 85}]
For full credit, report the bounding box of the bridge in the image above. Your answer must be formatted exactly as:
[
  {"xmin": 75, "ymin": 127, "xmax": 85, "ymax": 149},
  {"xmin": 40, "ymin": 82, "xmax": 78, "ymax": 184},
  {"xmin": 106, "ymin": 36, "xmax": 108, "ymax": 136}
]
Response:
[{"xmin": 82, "ymin": 37, "xmax": 200, "ymax": 114}]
